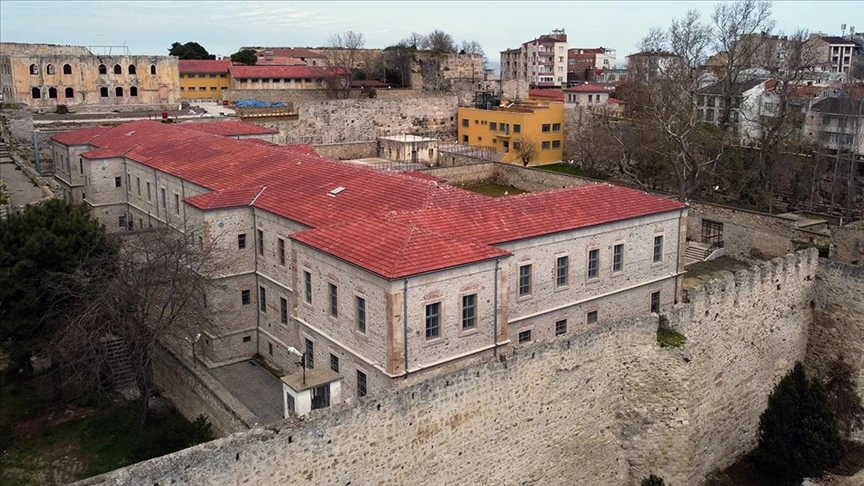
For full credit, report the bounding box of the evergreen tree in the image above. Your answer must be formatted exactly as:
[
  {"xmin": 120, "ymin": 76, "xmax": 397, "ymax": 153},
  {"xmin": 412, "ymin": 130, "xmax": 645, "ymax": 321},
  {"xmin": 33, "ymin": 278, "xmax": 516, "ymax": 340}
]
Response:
[
  {"xmin": 168, "ymin": 41, "xmax": 215, "ymax": 60},
  {"xmin": 757, "ymin": 362, "xmax": 844, "ymax": 483},
  {"xmin": 229, "ymin": 48, "xmax": 257, "ymax": 65}
]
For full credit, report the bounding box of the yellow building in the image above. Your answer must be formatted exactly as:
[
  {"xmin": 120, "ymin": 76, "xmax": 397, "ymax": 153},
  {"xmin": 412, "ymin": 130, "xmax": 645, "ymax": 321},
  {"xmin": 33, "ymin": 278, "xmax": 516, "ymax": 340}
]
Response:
[
  {"xmin": 178, "ymin": 60, "xmax": 231, "ymax": 99},
  {"xmin": 457, "ymin": 100, "xmax": 564, "ymax": 165}
]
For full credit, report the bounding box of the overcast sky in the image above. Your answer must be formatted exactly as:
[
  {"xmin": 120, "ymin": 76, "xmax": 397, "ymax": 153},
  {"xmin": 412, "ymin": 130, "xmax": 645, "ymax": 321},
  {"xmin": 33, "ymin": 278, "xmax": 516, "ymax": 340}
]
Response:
[{"xmin": 0, "ymin": 0, "xmax": 859, "ymax": 65}]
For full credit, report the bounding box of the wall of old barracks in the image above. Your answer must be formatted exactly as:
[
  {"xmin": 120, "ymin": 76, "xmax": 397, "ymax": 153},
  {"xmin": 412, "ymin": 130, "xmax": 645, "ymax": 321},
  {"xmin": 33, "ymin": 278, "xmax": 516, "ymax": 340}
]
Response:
[{"xmin": 78, "ymin": 249, "xmax": 864, "ymax": 486}]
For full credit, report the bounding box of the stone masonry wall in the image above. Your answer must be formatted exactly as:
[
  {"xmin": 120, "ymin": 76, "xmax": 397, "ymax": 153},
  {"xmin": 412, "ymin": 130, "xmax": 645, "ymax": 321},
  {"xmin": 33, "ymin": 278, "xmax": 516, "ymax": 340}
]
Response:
[
  {"xmin": 75, "ymin": 249, "xmax": 859, "ymax": 486},
  {"xmin": 420, "ymin": 162, "xmax": 595, "ymax": 192},
  {"xmin": 312, "ymin": 141, "xmax": 377, "ymax": 160}
]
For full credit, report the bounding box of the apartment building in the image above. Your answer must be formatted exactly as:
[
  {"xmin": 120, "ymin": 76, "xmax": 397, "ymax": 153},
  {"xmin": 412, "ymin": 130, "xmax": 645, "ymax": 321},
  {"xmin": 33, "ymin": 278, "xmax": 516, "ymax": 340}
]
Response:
[
  {"xmin": 694, "ymin": 79, "xmax": 765, "ymax": 142},
  {"xmin": 812, "ymin": 35, "xmax": 857, "ymax": 76},
  {"xmin": 50, "ymin": 120, "xmax": 687, "ymax": 409},
  {"xmin": 806, "ymin": 96, "xmax": 864, "ymax": 155},
  {"xmin": 500, "ymin": 30, "xmax": 569, "ymax": 88},
  {"xmin": 567, "ymin": 47, "xmax": 616, "ymax": 83},
  {"xmin": 626, "ymin": 50, "xmax": 680, "ymax": 83},
  {"xmin": 178, "ymin": 60, "xmax": 231, "ymax": 99},
  {"xmin": 0, "ymin": 42, "xmax": 180, "ymax": 109},
  {"xmin": 457, "ymin": 99, "xmax": 565, "ymax": 165}
]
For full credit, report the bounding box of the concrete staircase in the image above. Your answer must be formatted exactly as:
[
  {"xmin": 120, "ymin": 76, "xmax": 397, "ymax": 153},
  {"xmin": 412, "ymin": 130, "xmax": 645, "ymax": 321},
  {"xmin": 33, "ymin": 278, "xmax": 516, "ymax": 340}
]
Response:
[
  {"xmin": 0, "ymin": 141, "xmax": 12, "ymax": 166},
  {"xmin": 684, "ymin": 241, "xmax": 713, "ymax": 266},
  {"xmin": 102, "ymin": 334, "xmax": 138, "ymax": 396}
]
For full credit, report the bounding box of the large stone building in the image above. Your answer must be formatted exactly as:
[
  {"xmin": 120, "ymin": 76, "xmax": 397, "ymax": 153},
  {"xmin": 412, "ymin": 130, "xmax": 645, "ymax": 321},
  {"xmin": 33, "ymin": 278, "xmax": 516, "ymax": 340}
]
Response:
[
  {"xmin": 178, "ymin": 60, "xmax": 231, "ymax": 99},
  {"xmin": 51, "ymin": 120, "xmax": 686, "ymax": 408},
  {"xmin": 0, "ymin": 42, "xmax": 180, "ymax": 109},
  {"xmin": 500, "ymin": 30, "xmax": 569, "ymax": 88}
]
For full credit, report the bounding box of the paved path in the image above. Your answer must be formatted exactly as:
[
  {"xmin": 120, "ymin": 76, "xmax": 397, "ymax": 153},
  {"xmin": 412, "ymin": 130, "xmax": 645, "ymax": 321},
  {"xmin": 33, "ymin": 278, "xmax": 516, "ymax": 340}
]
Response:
[
  {"xmin": 209, "ymin": 360, "xmax": 284, "ymax": 425},
  {"xmin": 1, "ymin": 143, "xmax": 45, "ymax": 207}
]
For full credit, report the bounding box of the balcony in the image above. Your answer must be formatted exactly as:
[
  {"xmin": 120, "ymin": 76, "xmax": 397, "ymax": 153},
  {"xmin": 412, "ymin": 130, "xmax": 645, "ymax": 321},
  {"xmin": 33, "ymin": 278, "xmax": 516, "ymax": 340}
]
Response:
[{"xmin": 538, "ymin": 51, "xmax": 555, "ymax": 57}]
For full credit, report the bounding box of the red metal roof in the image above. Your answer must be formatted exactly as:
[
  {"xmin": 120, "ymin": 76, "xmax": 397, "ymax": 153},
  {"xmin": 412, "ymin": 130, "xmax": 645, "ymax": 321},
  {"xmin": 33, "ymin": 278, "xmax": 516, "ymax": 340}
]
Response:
[
  {"xmin": 228, "ymin": 65, "xmax": 338, "ymax": 79},
  {"xmin": 50, "ymin": 126, "xmax": 112, "ymax": 145},
  {"xmin": 529, "ymin": 89, "xmax": 565, "ymax": 101},
  {"xmin": 177, "ymin": 121, "xmax": 278, "ymax": 137},
  {"xmin": 51, "ymin": 121, "xmax": 686, "ymax": 279},
  {"xmin": 178, "ymin": 60, "xmax": 231, "ymax": 74}
]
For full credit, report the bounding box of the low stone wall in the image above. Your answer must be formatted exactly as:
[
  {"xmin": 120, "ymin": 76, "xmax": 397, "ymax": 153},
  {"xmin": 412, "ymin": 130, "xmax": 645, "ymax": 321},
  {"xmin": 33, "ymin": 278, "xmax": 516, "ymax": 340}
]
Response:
[
  {"xmin": 420, "ymin": 162, "xmax": 497, "ymax": 186},
  {"xmin": 152, "ymin": 344, "xmax": 255, "ymax": 437},
  {"xmin": 498, "ymin": 164, "xmax": 595, "ymax": 192},
  {"xmin": 312, "ymin": 141, "xmax": 377, "ymax": 160},
  {"xmin": 687, "ymin": 202, "xmax": 831, "ymax": 261},
  {"xmin": 420, "ymin": 162, "xmax": 596, "ymax": 192},
  {"xmin": 830, "ymin": 221, "xmax": 864, "ymax": 265}
]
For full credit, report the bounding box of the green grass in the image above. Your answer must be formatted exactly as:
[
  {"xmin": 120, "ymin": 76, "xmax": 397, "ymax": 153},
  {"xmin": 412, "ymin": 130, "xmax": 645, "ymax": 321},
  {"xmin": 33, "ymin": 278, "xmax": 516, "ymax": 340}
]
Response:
[
  {"xmin": 657, "ymin": 328, "xmax": 687, "ymax": 348},
  {"xmin": 460, "ymin": 183, "xmax": 527, "ymax": 197},
  {"xmin": 536, "ymin": 163, "xmax": 603, "ymax": 179}
]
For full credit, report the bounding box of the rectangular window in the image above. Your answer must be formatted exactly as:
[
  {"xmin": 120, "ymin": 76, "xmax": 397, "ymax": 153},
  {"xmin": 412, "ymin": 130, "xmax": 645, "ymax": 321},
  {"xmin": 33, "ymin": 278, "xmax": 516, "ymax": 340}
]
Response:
[
  {"xmin": 330, "ymin": 354, "xmax": 339, "ymax": 373},
  {"xmin": 357, "ymin": 370, "xmax": 367, "ymax": 397},
  {"xmin": 613, "ymin": 244, "xmax": 624, "ymax": 273},
  {"xmin": 555, "ymin": 319, "xmax": 567, "ymax": 336},
  {"xmin": 305, "ymin": 339, "xmax": 314, "ymax": 369},
  {"xmin": 541, "ymin": 124, "xmax": 551, "ymax": 132},
  {"xmin": 518, "ymin": 264, "xmax": 532, "ymax": 297},
  {"xmin": 490, "ymin": 122, "xmax": 497, "ymax": 131},
  {"xmin": 587, "ymin": 249, "xmax": 599, "ymax": 279},
  {"xmin": 556, "ymin": 256, "xmax": 569, "ymax": 287},
  {"xmin": 268, "ymin": 342, "xmax": 273, "ymax": 356},
  {"xmin": 303, "ymin": 271, "xmax": 312, "ymax": 304},
  {"xmin": 651, "ymin": 291, "xmax": 661, "ymax": 313},
  {"xmin": 242, "ymin": 335, "xmax": 251, "ymax": 343},
  {"xmin": 278, "ymin": 238, "xmax": 285, "ymax": 266},
  {"xmin": 462, "ymin": 294, "xmax": 477, "ymax": 330},
  {"xmin": 328, "ymin": 283, "xmax": 338, "ymax": 317},
  {"xmin": 425, "ymin": 302, "xmax": 441, "ymax": 339},
  {"xmin": 541, "ymin": 141, "xmax": 551, "ymax": 149},
  {"xmin": 552, "ymin": 140, "xmax": 561, "ymax": 149},
  {"xmin": 259, "ymin": 286, "xmax": 267, "ymax": 312},
  {"xmin": 146, "ymin": 182, "xmax": 151, "ymax": 201},
  {"xmin": 79, "ymin": 159, "xmax": 83, "ymax": 175},
  {"xmin": 587, "ymin": 310, "xmax": 598, "ymax": 324},
  {"xmin": 257, "ymin": 229, "xmax": 264, "ymax": 256},
  {"xmin": 136, "ymin": 177, "xmax": 141, "ymax": 196},
  {"xmin": 114, "ymin": 176, "xmax": 122, "ymax": 188},
  {"xmin": 174, "ymin": 194, "xmax": 180, "ymax": 214},
  {"xmin": 552, "ymin": 123, "xmax": 561, "ymax": 131},
  {"xmin": 356, "ymin": 296, "xmax": 366, "ymax": 333},
  {"xmin": 461, "ymin": 119, "xmax": 469, "ymax": 127},
  {"xmin": 653, "ymin": 235, "xmax": 664, "ymax": 263},
  {"xmin": 237, "ymin": 233, "xmax": 246, "ymax": 249},
  {"xmin": 127, "ymin": 173, "xmax": 131, "ymax": 191},
  {"xmin": 241, "ymin": 289, "xmax": 250, "ymax": 305},
  {"xmin": 518, "ymin": 330, "xmax": 532, "ymax": 343},
  {"xmin": 280, "ymin": 297, "xmax": 288, "ymax": 324},
  {"xmin": 514, "ymin": 124, "xmax": 521, "ymax": 133},
  {"xmin": 118, "ymin": 215, "xmax": 126, "ymax": 228},
  {"xmin": 161, "ymin": 188, "xmax": 166, "ymax": 208}
]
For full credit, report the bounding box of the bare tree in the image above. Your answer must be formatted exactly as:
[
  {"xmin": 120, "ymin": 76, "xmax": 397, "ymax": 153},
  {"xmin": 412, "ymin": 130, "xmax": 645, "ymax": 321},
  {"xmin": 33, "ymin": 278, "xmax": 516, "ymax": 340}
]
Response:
[
  {"xmin": 514, "ymin": 137, "xmax": 539, "ymax": 166},
  {"xmin": 711, "ymin": 0, "xmax": 775, "ymax": 131},
  {"xmin": 403, "ymin": 32, "xmax": 426, "ymax": 50},
  {"xmin": 425, "ymin": 29, "xmax": 457, "ymax": 54},
  {"xmin": 323, "ymin": 30, "xmax": 366, "ymax": 99},
  {"xmin": 49, "ymin": 227, "xmax": 220, "ymax": 427}
]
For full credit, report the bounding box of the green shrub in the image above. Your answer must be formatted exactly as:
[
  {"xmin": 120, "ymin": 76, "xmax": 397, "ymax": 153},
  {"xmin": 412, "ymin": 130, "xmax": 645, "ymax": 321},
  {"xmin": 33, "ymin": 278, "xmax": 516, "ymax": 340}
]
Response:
[
  {"xmin": 757, "ymin": 362, "xmax": 843, "ymax": 482},
  {"xmin": 657, "ymin": 328, "xmax": 686, "ymax": 348}
]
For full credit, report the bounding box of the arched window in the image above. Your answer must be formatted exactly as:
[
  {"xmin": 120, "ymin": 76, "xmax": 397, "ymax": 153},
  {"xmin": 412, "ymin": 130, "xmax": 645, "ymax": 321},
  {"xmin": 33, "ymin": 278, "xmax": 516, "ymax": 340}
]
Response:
[
  {"xmin": 48, "ymin": 87, "xmax": 58, "ymax": 99},
  {"xmin": 100, "ymin": 87, "xmax": 108, "ymax": 97},
  {"xmin": 31, "ymin": 87, "xmax": 41, "ymax": 99},
  {"xmin": 63, "ymin": 64, "xmax": 72, "ymax": 75},
  {"xmin": 149, "ymin": 64, "xmax": 156, "ymax": 75},
  {"xmin": 115, "ymin": 86, "xmax": 124, "ymax": 97},
  {"xmin": 98, "ymin": 64, "xmax": 107, "ymax": 74},
  {"xmin": 113, "ymin": 64, "xmax": 122, "ymax": 74},
  {"xmin": 128, "ymin": 65, "xmax": 136, "ymax": 75},
  {"xmin": 46, "ymin": 64, "xmax": 56, "ymax": 75},
  {"xmin": 29, "ymin": 64, "xmax": 39, "ymax": 75},
  {"xmin": 130, "ymin": 86, "xmax": 138, "ymax": 97},
  {"xmin": 65, "ymin": 87, "xmax": 74, "ymax": 98}
]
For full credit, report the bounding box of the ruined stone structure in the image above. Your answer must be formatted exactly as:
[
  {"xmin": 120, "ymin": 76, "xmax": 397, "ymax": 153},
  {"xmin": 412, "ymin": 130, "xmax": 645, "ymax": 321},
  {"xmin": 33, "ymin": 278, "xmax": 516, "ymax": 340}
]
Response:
[
  {"xmin": 0, "ymin": 42, "xmax": 180, "ymax": 110},
  {"xmin": 76, "ymin": 249, "xmax": 864, "ymax": 486}
]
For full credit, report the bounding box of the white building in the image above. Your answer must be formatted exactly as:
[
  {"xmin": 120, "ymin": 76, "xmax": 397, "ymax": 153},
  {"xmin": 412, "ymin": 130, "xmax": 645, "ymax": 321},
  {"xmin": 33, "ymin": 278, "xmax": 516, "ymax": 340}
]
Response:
[{"xmin": 500, "ymin": 30, "xmax": 569, "ymax": 88}]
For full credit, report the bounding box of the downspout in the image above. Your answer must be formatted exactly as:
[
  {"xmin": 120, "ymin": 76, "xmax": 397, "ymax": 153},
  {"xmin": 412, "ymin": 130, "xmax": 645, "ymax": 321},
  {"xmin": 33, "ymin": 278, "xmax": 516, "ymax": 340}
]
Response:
[
  {"xmin": 493, "ymin": 258, "xmax": 500, "ymax": 357},
  {"xmin": 403, "ymin": 278, "xmax": 409, "ymax": 379},
  {"xmin": 675, "ymin": 209, "xmax": 683, "ymax": 304},
  {"xmin": 152, "ymin": 167, "xmax": 160, "ymax": 221},
  {"xmin": 180, "ymin": 179, "xmax": 188, "ymax": 236},
  {"xmin": 248, "ymin": 187, "xmax": 267, "ymax": 358}
]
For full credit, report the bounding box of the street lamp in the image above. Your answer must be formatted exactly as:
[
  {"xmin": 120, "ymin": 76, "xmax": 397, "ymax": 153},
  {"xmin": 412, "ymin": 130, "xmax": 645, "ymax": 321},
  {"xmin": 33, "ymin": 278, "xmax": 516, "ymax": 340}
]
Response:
[{"xmin": 184, "ymin": 333, "xmax": 202, "ymax": 369}]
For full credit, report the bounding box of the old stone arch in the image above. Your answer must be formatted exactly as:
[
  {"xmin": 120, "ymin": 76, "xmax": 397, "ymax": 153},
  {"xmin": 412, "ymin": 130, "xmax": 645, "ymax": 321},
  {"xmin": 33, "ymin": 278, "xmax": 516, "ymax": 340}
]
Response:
[
  {"xmin": 115, "ymin": 86, "xmax": 124, "ymax": 97},
  {"xmin": 113, "ymin": 64, "xmax": 122, "ymax": 74},
  {"xmin": 46, "ymin": 64, "xmax": 56, "ymax": 75},
  {"xmin": 65, "ymin": 87, "xmax": 74, "ymax": 98},
  {"xmin": 150, "ymin": 64, "xmax": 156, "ymax": 75},
  {"xmin": 31, "ymin": 87, "xmax": 41, "ymax": 99},
  {"xmin": 98, "ymin": 64, "xmax": 107, "ymax": 75},
  {"xmin": 63, "ymin": 64, "xmax": 72, "ymax": 75},
  {"xmin": 128, "ymin": 64, "xmax": 137, "ymax": 75},
  {"xmin": 29, "ymin": 64, "xmax": 39, "ymax": 75},
  {"xmin": 48, "ymin": 87, "xmax": 58, "ymax": 99}
]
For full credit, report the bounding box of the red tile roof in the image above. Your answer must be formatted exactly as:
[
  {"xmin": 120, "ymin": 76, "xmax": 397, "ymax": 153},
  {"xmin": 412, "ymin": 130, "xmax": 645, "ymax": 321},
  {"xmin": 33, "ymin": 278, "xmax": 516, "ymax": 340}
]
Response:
[
  {"xmin": 177, "ymin": 121, "xmax": 278, "ymax": 137},
  {"xmin": 50, "ymin": 126, "xmax": 112, "ymax": 145},
  {"xmin": 255, "ymin": 57, "xmax": 308, "ymax": 66},
  {"xmin": 178, "ymin": 60, "xmax": 231, "ymax": 74},
  {"xmin": 529, "ymin": 89, "xmax": 565, "ymax": 101},
  {"xmin": 51, "ymin": 121, "xmax": 686, "ymax": 279},
  {"xmin": 256, "ymin": 48, "xmax": 324, "ymax": 59},
  {"xmin": 228, "ymin": 65, "xmax": 338, "ymax": 79}
]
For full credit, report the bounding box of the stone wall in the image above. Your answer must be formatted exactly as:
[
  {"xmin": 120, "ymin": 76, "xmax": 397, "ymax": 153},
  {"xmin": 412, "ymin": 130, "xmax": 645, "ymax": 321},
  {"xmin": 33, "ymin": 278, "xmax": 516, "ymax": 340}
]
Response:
[
  {"xmin": 312, "ymin": 141, "xmax": 377, "ymax": 160},
  {"xmin": 152, "ymin": 343, "xmax": 255, "ymax": 437},
  {"xmin": 250, "ymin": 95, "xmax": 458, "ymax": 145},
  {"xmin": 687, "ymin": 202, "xmax": 831, "ymax": 261},
  {"xmin": 75, "ymin": 249, "xmax": 861, "ymax": 486},
  {"xmin": 806, "ymin": 259, "xmax": 864, "ymax": 441},
  {"xmin": 222, "ymin": 87, "xmax": 428, "ymax": 104},
  {"xmin": 830, "ymin": 221, "xmax": 864, "ymax": 264},
  {"xmin": 420, "ymin": 162, "xmax": 595, "ymax": 192}
]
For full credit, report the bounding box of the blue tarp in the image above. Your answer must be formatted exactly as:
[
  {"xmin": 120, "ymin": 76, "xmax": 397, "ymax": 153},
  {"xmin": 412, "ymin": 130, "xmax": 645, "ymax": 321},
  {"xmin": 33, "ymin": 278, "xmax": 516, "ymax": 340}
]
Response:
[{"xmin": 236, "ymin": 99, "xmax": 286, "ymax": 108}]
